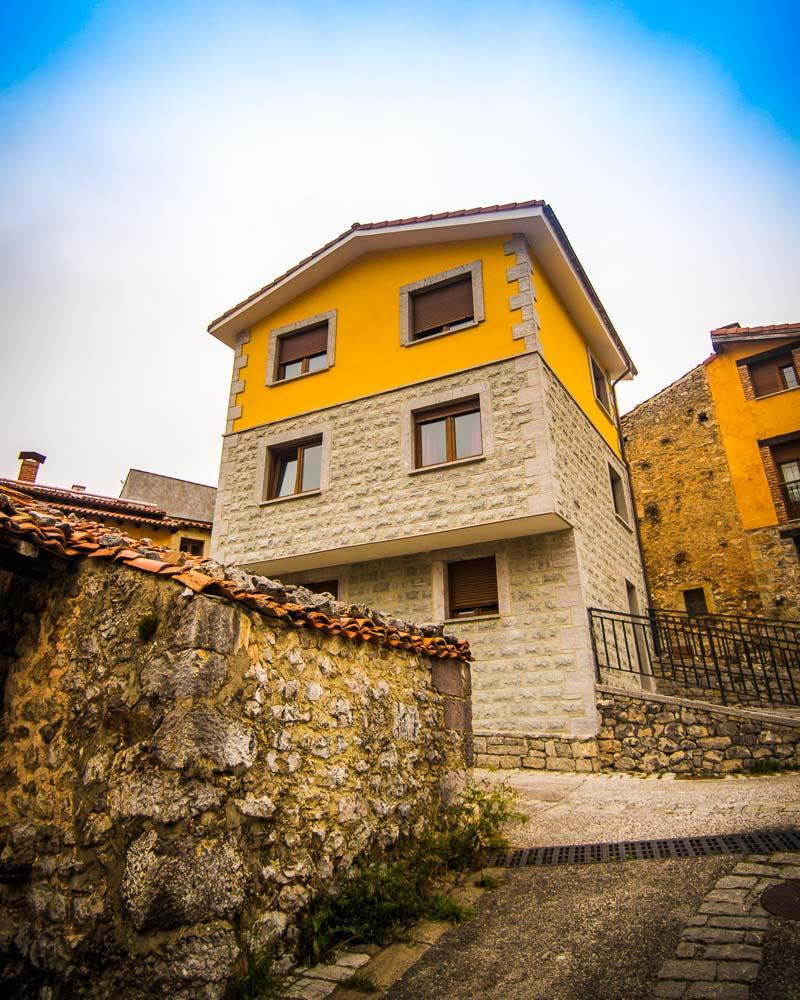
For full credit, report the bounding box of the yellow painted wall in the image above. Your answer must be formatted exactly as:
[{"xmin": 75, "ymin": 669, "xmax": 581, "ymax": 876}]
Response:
[
  {"xmin": 706, "ymin": 339, "xmax": 800, "ymax": 530},
  {"xmin": 232, "ymin": 235, "xmax": 621, "ymax": 456},
  {"xmin": 533, "ymin": 255, "xmax": 621, "ymax": 454},
  {"xmin": 233, "ymin": 236, "xmax": 523, "ymax": 431},
  {"xmin": 98, "ymin": 519, "xmax": 211, "ymax": 552}
]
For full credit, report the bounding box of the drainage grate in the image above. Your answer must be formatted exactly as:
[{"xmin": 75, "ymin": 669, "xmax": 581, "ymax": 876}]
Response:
[{"xmin": 487, "ymin": 828, "xmax": 800, "ymax": 868}]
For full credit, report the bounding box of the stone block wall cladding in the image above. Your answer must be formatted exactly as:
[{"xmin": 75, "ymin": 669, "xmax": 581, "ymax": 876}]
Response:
[
  {"xmin": 0, "ymin": 562, "xmax": 470, "ymax": 999},
  {"xmin": 292, "ymin": 531, "xmax": 593, "ymax": 737}
]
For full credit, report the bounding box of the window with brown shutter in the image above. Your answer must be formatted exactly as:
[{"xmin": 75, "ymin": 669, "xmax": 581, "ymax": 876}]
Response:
[
  {"xmin": 413, "ymin": 398, "xmax": 482, "ymax": 468},
  {"xmin": 411, "ymin": 274, "xmax": 474, "ymax": 340},
  {"xmin": 682, "ymin": 588, "xmax": 709, "ymax": 617},
  {"xmin": 772, "ymin": 436, "xmax": 800, "ymax": 520},
  {"xmin": 447, "ymin": 556, "xmax": 499, "ymax": 618},
  {"xmin": 276, "ymin": 322, "xmax": 329, "ymax": 381},
  {"xmin": 266, "ymin": 436, "xmax": 323, "ymax": 499},
  {"xmin": 745, "ymin": 348, "xmax": 799, "ymax": 398}
]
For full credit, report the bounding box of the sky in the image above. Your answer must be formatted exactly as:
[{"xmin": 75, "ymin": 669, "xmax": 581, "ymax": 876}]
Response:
[{"xmin": 1, "ymin": 0, "xmax": 798, "ymax": 496}]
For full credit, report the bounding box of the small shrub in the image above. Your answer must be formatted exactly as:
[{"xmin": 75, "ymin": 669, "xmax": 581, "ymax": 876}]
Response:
[
  {"xmin": 224, "ymin": 939, "xmax": 281, "ymax": 1000},
  {"xmin": 474, "ymin": 873, "xmax": 500, "ymax": 890},
  {"xmin": 137, "ymin": 613, "xmax": 159, "ymax": 643},
  {"xmin": 749, "ymin": 758, "xmax": 780, "ymax": 775},
  {"xmin": 296, "ymin": 781, "xmax": 521, "ymax": 965},
  {"xmin": 344, "ymin": 973, "xmax": 379, "ymax": 993},
  {"xmin": 425, "ymin": 895, "xmax": 474, "ymax": 923}
]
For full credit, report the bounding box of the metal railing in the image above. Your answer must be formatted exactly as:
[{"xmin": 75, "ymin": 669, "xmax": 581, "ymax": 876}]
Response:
[
  {"xmin": 589, "ymin": 607, "xmax": 800, "ymax": 709},
  {"xmin": 650, "ymin": 607, "xmax": 800, "ymax": 650}
]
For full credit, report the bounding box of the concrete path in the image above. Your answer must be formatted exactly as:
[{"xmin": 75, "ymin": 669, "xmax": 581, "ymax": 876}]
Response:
[{"xmin": 386, "ymin": 770, "xmax": 800, "ymax": 1000}]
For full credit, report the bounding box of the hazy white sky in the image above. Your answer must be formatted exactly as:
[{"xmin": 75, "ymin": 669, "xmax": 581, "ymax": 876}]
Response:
[{"xmin": 1, "ymin": 1, "xmax": 798, "ymax": 495}]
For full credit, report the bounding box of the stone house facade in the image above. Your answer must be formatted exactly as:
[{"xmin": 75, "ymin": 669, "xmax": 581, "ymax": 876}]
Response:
[
  {"xmin": 209, "ymin": 202, "xmax": 648, "ymax": 740},
  {"xmin": 622, "ymin": 322, "xmax": 800, "ymax": 619}
]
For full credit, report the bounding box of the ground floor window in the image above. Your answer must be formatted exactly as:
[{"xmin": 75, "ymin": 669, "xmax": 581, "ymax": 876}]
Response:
[
  {"xmin": 682, "ymin": 587, "xmax": 709, "ymax": 617},
  {"xmin": 447, "ymin": 556, "xmax": 499, "ymax": 618},
  {"xmin": 179, "ymin": 537, "xmax": 204, "ymax": 557}
]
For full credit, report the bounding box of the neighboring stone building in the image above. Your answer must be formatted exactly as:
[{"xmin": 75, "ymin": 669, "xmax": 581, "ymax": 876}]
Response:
[
  {"xmin": 622, "ymin": 322, "xmax": 800, "ymax": 619},
  {"xmin": 208, "ymin": 201, "xmax": 648, "ymax": 740},
  {"xmin": 3, "ymin": 451, "xmax": 214, "ymax": 555},
  {"xmin": 0, "ymin": 483, "xmax": 470, "ymax": 997}
]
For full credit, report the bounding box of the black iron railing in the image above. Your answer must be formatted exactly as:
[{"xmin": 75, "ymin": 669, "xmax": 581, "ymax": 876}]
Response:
[
  {"xmin": 589, "ymin": 607, "xmax": 800, "ymax": 709},
  {"xmin": 650, "ymin": 607, "xmax": 800, "ymax": 650}
]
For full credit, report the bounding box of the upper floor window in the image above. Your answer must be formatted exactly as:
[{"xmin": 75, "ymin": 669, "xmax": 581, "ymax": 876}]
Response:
[
  {"xmin": 741, "ymin": 346, "xmax": 800, "ymax": 398},
  {"xmin": 447, "ymin": 556, "xmax": 499, "ymax": 618},
  {"xmin": 267, "ymin": 311, "xmax": 337, "ymax": 386},
  {"xmin": 773, "ymin": 438, "xmax": 800, "ymax": 521},
  {"xmin": 267, "ymin": 436, "xmax": 323, "ymax": 499},
  {"xmin": 682, "ymin": 587, "xmax": 709, "ymax": 617},
  {"xmin": 590, "ymin": 354, "xmax": 612, "ymax": 414},
  {"xmin": 609, "ymin": 464, "xmax": 630, "ymax": 525},
  {"xmin": 414, "ymin": 398, "xmax": 482, "ymax": 468},
  {"xmin": 399, "ymin": 261, "xmax": 484, "ymax": 346},
  {"xmin": 277, "ymin": 323, "xmax": 328, "ymax": 381}
]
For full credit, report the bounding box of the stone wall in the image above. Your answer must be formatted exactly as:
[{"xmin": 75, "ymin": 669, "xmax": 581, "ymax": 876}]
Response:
[
  {"xmin": 0, "ymin": 561, "xmax": 469, "ymax": 999},
  {"xmin": 597, "ymin": 686, "xmax": 800, "ymax": 775},
  {"xmin": 621, "ymin": 365, "xmax": 764, "ymax": 615}
]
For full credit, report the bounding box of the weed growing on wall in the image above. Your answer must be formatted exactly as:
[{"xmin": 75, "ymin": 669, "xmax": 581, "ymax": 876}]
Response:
[{"xmin": 296, "ymin": 781, "xmax": 521, "ymax": 964}]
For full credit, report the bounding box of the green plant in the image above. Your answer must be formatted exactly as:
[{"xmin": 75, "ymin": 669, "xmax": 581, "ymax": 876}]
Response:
[
  {"xmin": 425, "ymin": 894, "xmax": 474, "ymax": 923},
  {"xmin": 137, "ymin": 613, "xmax": 159, "ymax": 643},
  {"xmin": 225, "ymin": 913, "xmax": 283, "ymax": 1000},
  {"xmin": 296, "ymin": 781, "xmax": 521, "ymax": 965},
  {"xmin": 474, "ymin": 873, "xmax": 499, "ymax": 889},
  {"xmin": 343, "ymin": 973, "xmax": 379, "ymax": 993}
]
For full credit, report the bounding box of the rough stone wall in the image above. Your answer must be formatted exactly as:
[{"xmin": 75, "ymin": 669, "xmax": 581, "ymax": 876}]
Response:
[
  {"xmin": 596, "ymin": 686, "xmax": 800, "ymax": 775},
  {"xmin": 212, "ymin": 356, "xmax": 554, "ymax": 569},
  {"xmin": 0, "ymin": 561, "xmax": 469, "ymax": 999},
  {"xmin": 745, "ymin": 525, "xmax": 800, "ymax": 620},
  {"xmin": 287, "ymin": 531, "xmax": 597, "ymax": 738},
  {"xmin": 542, "ymin": 361, "xmax": 647, "ymax": 614},
  {"xmin": 621, "ymin": 365, "xmax": 764, "ymax": 615}
]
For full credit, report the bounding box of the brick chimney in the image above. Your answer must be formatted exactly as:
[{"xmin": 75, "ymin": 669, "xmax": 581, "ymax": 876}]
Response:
[{"xmin": 18, "ymin": 451, "xmax": 46, "ymax": 483}]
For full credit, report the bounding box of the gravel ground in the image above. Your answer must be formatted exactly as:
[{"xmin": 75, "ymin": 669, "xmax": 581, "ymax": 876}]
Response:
[
  {"xmin": 475, "ymin": 769, "xmax": 800, "ymax": 847},
  {"xmin": 751, "ymin": 916, "xmax": 800, "ymax": 1000},
  {"xmin": 387, "ymin": 857, "xmax": 735, "ymax": 1000}
]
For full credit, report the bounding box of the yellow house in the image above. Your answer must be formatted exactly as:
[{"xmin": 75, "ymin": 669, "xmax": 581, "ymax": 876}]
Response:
[
  {"xmin": 4, "ymin": 453, "xmax": 213, "ymax": 556},
  {"xmin": 209, "ymin": 201, "xmax": 647, "ymax": 752},
  {"xmin": 623, "ymin": 322, "xmax": 800, "ymax": 619}
]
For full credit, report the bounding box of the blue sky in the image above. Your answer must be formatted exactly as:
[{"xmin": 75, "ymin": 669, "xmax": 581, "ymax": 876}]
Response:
[{"xmin": 1, "ymin": 1, "xmax": 798, "ymax": 494}]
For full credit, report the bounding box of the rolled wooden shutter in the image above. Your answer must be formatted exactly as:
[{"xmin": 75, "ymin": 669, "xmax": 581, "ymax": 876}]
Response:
[
  {"xmin": 749, "ymin": 358, "xmax": 782, "ymax": 398},
  {"xmin": 448, "ymin": 557, "xmax": 498, "ymax": 613},
  {"xmin": 772, "ymin": 438, "xmax": 800, "ymax": 466},
  {"xmin": 412, "ymin": 275, "xmax": 474, "ymax": 336},
  {"xmin": 278, "ymin": 323, "xmax": 328, "ymax": 365}
]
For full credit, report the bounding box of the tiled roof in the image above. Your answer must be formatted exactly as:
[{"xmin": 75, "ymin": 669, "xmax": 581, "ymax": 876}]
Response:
[
  {"xmin": 711, "ymin": 322, "xmax": 800, "ymax": 340},
  {"xmin": 0, "ymin": 484, "xmax": 471, "ymax": 662},
  {"xmin": 209, "ymin": 201, "xmax": 547, "ymax": 329},
  {"xmin": 0, "ymin": 478, "xmax": 212, "ymax": 531}
]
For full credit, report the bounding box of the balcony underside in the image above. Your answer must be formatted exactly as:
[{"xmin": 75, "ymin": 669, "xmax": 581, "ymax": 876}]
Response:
[{"xmin": 243, "ymin": 511, "xmax": 571, "ymax": 576}]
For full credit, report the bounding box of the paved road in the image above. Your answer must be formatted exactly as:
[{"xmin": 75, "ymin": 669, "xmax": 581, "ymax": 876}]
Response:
[{"xmin": 387, "ymin": 771, "xmax": 800, "ymax": 1000}]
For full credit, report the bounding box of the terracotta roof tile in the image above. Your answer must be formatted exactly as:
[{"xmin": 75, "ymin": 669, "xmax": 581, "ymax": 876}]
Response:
[
  {"xmin": 711, "ymin": 322, "xmax": 800, "ymax": 339},
  {"xmin": 0, "ymin": 483, "xmax": 470, "ymax": 663}
]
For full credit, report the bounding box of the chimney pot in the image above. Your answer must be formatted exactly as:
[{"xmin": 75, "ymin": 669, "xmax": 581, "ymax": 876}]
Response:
[{"xmin": 18, "ymin": 451, "xmax": 46, "ymax": 484}]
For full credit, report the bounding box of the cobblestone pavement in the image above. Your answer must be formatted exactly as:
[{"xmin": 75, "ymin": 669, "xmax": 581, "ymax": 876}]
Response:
[{"xmin": 477, "ymin": 769, "xmax": 800, "ymax": 847}]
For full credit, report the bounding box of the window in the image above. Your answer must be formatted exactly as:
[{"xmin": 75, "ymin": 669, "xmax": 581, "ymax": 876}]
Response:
[
  {"xmin": 447, "ymin": 557, "xmax": 499, "ymax": 618},
  {"xmin": 414, "ymin": 399, "xmax": 482, "ymax": 468},
  {"xmin": 267, "ymin": 437, "xmax": 323, "ymax": 499},
  {"xmin": 276, "ymin": 322, "xmax": 328, "ymax": 381},
  {"xmin": 773, "ymin": 438, "xmax": 800, "ymax": 520},
  {"xmin": 590, "ymin": 355, "xmax": 611, "ymax": 413},
  {"xmin": 608, "ymin": 465, "xmax": 630, "ymax": 524},
  {"xmin": 743, "ymin": 348, "xmax": 799, "ymax": 398},
  {"xmin": 410, "ymin": 275, "xmax": 474, "ymax": 341},
  {"xmin": 179, "ymin": 537, "xmax": 204, "ymax": 557},
  {"xmin": 399, "ymin": 261, "xmax": 484, "ymax": 346},
  {"xmin": 308, "ymin": 579, "xmax": 338, "ymax": 599},
  {"xmin": 683, "ymin": 588, "xmax": 709, "ymax": 617}
]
